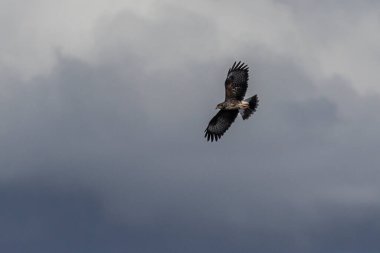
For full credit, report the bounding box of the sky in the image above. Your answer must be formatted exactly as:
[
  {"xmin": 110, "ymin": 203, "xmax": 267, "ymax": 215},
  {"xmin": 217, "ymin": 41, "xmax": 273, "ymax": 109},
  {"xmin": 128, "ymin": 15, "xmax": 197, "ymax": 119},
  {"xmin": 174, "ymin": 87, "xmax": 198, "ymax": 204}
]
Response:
[{"xmin": 1, "ymin": 0, "xmax": 380, "ymax": 252}]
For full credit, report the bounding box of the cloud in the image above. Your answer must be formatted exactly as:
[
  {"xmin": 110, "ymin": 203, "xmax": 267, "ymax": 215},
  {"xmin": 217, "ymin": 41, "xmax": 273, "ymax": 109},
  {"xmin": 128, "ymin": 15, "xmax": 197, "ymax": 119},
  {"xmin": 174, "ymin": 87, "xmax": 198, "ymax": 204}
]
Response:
[{"xmin": 1, "ymin": 1, "xmax": 380, "ymax": 252}]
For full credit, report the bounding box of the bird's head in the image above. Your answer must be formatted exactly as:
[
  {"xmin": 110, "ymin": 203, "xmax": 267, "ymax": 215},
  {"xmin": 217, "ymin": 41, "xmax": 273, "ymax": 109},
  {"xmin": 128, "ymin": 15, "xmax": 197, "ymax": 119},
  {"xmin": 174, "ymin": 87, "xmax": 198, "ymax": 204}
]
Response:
[{"xmin": 216, "ymin": 103, "xmax": 224, "ymax": 109}]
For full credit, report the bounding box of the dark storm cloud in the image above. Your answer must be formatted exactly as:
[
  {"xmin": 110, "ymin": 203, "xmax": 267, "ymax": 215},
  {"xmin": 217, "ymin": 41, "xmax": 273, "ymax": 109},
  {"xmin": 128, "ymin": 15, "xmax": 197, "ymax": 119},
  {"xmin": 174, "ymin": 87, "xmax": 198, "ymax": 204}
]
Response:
[{"xmin": 1, "ymin": 2, "xmax": 380, "ymax": 253}]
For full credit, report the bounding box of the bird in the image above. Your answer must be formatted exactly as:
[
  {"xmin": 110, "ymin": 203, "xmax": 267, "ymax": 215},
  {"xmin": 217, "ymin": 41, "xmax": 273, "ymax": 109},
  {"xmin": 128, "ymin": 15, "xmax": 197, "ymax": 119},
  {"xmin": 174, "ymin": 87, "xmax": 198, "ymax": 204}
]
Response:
[{"xmin": 204, "ymin": 61, "xmax": 259, "ymax": 142}]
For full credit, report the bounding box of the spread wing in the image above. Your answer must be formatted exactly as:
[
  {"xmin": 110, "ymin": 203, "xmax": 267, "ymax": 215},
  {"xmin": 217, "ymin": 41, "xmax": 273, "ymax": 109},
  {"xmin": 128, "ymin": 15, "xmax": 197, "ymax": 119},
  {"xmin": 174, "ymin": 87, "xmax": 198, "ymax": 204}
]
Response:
[
  {"xmin": 204, "ymin": 109, "xmax": 239, "ymax": 142},
  {"xmin": 225, "ymin": 61, "xmax": 249, "ymax": 101}
]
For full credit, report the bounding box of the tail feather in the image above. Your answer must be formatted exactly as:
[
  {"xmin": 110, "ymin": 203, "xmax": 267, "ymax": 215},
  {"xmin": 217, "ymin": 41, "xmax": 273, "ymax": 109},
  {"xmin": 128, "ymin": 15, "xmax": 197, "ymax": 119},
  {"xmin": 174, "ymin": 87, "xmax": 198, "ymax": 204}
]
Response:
[{"xmin": 239, "ymin": 95, "xmax": 259, "ymax": 120}]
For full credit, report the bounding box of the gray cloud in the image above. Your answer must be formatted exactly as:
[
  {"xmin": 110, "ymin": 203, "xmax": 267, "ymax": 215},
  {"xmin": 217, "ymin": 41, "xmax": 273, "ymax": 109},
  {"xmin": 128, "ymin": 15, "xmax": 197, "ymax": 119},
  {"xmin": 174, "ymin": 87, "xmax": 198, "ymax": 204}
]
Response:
[{"xmin": 1, "ymin": 1, "xmax": 380, "ymax": 252}]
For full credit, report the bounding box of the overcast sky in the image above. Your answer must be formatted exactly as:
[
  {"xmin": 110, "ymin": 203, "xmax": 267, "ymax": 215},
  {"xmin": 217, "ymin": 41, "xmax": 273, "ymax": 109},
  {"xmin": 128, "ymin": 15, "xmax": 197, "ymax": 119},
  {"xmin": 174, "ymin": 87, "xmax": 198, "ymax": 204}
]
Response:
[{"xmin": 1, "ymin": 0, "xmax": 380, "ymax": 252}]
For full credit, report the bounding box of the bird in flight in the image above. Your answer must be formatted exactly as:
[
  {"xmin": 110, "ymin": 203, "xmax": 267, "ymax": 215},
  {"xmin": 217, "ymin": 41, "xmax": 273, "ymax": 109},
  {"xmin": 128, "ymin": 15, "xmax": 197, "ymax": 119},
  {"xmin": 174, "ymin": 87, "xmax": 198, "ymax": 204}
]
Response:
[{"xmin": 204, "ymin": 61, "xmax": 259, "ymax": 142}]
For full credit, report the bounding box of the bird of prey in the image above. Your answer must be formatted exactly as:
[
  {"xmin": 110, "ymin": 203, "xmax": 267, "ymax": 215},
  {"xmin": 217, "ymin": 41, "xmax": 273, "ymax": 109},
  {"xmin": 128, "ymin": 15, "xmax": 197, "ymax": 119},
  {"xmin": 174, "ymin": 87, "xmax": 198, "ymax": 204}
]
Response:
[{"xmin": 204, "ymin": 61, "xmax": 259, "ymax": 142}]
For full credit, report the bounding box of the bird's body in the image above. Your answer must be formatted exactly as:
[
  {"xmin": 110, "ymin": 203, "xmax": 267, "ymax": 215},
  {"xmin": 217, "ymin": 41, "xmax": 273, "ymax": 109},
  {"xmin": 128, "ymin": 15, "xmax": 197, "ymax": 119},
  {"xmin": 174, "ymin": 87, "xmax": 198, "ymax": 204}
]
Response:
[
  {"xmin": 204, "ymin": 61, "xmax": 259, "ymax": 142},
  {"xmin": 217, "ymin": 99, "xmax": 250, "ymax": 110}
]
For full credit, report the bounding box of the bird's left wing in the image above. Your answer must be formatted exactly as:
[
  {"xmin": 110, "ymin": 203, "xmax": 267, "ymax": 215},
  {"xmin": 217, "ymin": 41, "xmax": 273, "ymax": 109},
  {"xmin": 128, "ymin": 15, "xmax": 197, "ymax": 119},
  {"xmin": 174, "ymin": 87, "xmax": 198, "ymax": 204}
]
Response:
[
  {"xmin": 204, "ymin": 109, "xmax": 239, "ymax": 142},
  {"xmin": 225, "ymin": 61, "xmax": 249, "ymax": 101}
]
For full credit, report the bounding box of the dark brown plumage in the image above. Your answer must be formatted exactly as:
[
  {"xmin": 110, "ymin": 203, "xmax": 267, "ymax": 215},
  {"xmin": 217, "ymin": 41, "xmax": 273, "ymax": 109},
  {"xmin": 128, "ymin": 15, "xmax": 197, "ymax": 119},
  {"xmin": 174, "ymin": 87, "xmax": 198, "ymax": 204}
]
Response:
[
  {"xmin": 225, "ymin": 61, "xmax": 249, "ymax": 101},
  {"xmin": 204, "ymin": 61, "xmax": 259, "ymax": 142}
]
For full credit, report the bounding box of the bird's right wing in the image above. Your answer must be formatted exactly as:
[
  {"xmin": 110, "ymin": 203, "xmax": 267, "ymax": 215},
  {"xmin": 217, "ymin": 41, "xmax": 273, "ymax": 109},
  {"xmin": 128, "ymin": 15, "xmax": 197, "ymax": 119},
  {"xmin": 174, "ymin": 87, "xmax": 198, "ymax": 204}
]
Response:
[{"xmin": 204, "ymin": 109, "xmax": 239, "ymax": 142}]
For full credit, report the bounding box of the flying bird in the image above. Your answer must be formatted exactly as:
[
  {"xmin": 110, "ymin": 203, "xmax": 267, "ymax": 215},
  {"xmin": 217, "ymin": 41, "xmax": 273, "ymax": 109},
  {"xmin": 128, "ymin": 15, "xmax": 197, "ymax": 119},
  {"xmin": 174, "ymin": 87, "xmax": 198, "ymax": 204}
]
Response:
[{"xmin": 204, "ymin": 61, "xmax": 259, "ymax": 142}]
